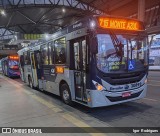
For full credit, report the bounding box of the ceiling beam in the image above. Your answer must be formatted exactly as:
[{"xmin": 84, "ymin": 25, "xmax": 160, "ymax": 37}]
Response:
[
  {"xmin": 109, "ymin": 0, "xmax": 133, "ymax": 11},
  {"xmin": 17, "ymin": 11, "xmax": 36, "ymax": 24}
]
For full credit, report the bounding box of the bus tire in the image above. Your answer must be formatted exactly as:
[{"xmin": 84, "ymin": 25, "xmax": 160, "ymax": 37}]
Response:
[
  {"xmin": 28, "ymin": 76, "xmax": 33, "ymax": 89},
  {"xmin": 60, "ymin": 83, "xmax": 72, "ymax": 105}
]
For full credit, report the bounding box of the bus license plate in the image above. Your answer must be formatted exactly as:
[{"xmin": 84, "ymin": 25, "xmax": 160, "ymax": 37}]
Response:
[{"xmin": 122, "ymin": 92, "xmax": 131, "ymax": 97}]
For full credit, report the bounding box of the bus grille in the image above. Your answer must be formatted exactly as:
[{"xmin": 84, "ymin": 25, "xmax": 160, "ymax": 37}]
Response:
[{"xmin": 103, "ymin": 72, "xmax": 145, "ymax": 85}]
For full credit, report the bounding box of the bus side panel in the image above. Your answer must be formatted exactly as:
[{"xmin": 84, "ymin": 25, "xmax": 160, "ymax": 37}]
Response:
[
  {"xmin": 42, "ymin": 68, "xmax": 72, "ymax": 97},
  {"xmin": 44, "ymin": 80, "xmax": 59, "ymax": 95},
  {"xmin": 68, "ymin": 70, "xmax": 76, "ymax": 101},
  {"xmin": 19, "ymin": 67, "xmax": 25, "ymax": 82}
]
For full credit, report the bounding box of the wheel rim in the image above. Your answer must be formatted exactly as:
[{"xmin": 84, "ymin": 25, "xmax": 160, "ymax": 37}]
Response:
[{"xmin": 63, "ymin": 89, "xmax": 69, "ymax": 101}]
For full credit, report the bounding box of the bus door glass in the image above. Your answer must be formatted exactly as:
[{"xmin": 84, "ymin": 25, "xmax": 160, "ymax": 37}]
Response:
[
  {"xmin": 41, "ymin": 42, "xmax": 56, "ymax": 82},
  {"xmin": 31, "ymin": 52, "xmax": 38, "ymax": 86},
  {"xmin": 4, "ymin": 60, "xmax": 8, "ymax": 75},
  {"xmin": 19, "ymin": 55, "xmax": 25, "ymax": 81},
  {"xmin": 34, "ymin": 51, "xmax": 42, "ymax": 80},
  {"xmin": 72, "ymin": 37, "xmax": 87, "ymax": 102}
]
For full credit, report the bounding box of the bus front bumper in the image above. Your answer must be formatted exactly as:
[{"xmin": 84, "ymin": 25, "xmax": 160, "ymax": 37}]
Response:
[{"xmin": 88, "ymin": 84, "xmax": 147, "ymax": 107}]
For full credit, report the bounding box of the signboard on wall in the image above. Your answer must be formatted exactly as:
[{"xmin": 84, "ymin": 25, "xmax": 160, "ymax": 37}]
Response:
[{"xmin": 24, "ymin": 34, "xmax": 44, "ymax": 40}]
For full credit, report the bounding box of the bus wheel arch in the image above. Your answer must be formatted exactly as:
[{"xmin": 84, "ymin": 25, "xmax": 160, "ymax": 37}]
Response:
[{"xmin": 59, "ymin": 80, "xmax": 72, "ymax": 105}]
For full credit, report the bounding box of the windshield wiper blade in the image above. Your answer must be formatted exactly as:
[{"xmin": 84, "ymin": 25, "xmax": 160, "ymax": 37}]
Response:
[
  {"xmin": 109, "ymin": 31, "xmax": 120, "ymax": 54},
  {"xmin": 109, "ymin": 30, "xmax": 124, "ymax": 60}
]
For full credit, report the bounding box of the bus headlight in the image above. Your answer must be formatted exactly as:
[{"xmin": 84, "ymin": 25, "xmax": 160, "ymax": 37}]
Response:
[
  {"xmin": 145, "ymin": 79, "xmax": 148, "ymax": 84},
  {"xmin": 92, "ymin": 80, "xmax": 106, "ymax": 91}
]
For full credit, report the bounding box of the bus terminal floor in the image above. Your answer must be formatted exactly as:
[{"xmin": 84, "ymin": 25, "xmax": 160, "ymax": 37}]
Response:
[{"xmin": 0, "ymin": 75, "xmax": 130, "ymax": 136}]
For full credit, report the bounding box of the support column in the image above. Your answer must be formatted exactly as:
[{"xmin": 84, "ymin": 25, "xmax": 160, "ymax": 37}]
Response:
[{"xmin": 138, "ymin": 0, "xmax": 145, "ymax": 22}]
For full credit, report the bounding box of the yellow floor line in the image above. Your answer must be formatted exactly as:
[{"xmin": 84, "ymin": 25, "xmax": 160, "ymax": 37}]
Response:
[
  {"xmin": 3, "ymin": 77, "xmax": 63, "ymax": 112},
  {"xmin": 31, "ymin": 94, "xmax": 106, "ymax": 135},
  {"xmin": 3, "ymin": 77, "xmax": 108, "ymax": 136},
  {"xmin": 62, "ymin": 114, "xmax": 107, "ymax": 136}
]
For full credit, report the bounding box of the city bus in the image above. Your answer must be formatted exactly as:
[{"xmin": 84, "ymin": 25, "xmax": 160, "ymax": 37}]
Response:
[
  {"xmin": 18, "ymin": 15, "xmax": 148, "ymax": 107},
  {"xmin": 1, "ymin": 55, "xmax": 20, "ymax": 77}
]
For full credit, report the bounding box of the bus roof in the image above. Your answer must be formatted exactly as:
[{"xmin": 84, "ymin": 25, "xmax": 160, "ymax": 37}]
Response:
[{"xmin": 17, "ymin": 15, "xmax": 145, "ymax": 54}]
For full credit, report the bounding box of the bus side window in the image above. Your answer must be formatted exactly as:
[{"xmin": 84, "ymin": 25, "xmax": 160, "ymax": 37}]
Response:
[
  {"xmin": 27, "ymin": 51, "xmax": 31, "ymax": 64},
  {"xmin": 24, "ymin": 52, "xmax": 27, "ymax": 65},
  {"xmin": 36, "ymin": 52, "xmax": 41, "ymax": 69},
  {"xmin": 41, "ymin": 44, "xmax": 49, "ymax": 65},
  {"xmin": 55, "ymin": 37, "xmax": 66, "ymax": 64},
  {"xmin": 48, "ymin": 42, "xmax": 53, "ymax": 65},
  {"xmin": 24, "ymin": 51, "xmax": 31, "ymax": 65},
  {"xmin": 20, "ymin": 55, "xmax": 24, "ymax": 67},
  {"xmin": 74, "ymin": 42, "xmax": 80, "ymax": 70},
  {"xmin": 52, "ymin": 42, "xmax": 55, "ymax": 64},
  {"xmin": 82, "ymin": 40, "xmax": 87, "ymax": 70}
]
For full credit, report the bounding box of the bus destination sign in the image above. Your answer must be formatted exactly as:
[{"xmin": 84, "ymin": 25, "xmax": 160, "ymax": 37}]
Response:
[{"xmin": 98, "ymin": 17, "xmax": 143, "ymax": 31}]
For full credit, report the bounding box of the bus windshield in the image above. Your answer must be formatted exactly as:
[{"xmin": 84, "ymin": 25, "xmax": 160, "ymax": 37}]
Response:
[
  {"xmin": 96, "ymin": 33, "xmax": 148, "ymax": 73},
  {"xmin": 9, "ymin": 60, "xmax": 19, "ymax": 70}
]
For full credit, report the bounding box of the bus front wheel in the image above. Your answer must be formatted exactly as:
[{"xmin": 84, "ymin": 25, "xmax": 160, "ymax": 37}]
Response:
[{"xmin": 60, "ymin": 84, "xmax": 72, "ymax": 105}]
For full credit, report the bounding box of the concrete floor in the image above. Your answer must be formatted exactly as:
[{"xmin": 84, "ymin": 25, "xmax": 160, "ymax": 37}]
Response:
[
  {"xmin": 0, "ymin": 71, "xmax": 159, "ymax": 136},
  {"xmin": 0, "ymin": 75, "xmax": 129, "ymax": 136}
]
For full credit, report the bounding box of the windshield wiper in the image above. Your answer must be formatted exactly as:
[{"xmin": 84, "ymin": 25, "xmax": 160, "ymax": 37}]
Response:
[
  {"xmin": 109, "ymin": 30, "xmax": 120, "ymax": 54},
  {"xmin": 109, "ymin": 31, "xmax": 123, "ymax": 61}
]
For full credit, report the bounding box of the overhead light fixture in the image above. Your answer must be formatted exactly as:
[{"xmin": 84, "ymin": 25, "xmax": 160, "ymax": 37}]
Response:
[
  {"xmin": 62, "ymin": 8, "xmax": 66, "ymax": 13},
  {"xmin": 0, "ymin": 9, "xmax": 6, "ymax": 16},
  {"xmin": 44, "ymin": 34, "xmax": 49, "ymax": 39},
  {"xmin": 90, "ymin": 20, "xmax": 96, "ymax": 29},
  {"xmin": 14, "ymin": 35, "xmax": 17, "ymax": 40}
]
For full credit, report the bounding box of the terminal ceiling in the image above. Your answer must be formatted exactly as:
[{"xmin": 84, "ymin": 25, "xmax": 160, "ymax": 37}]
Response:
[{"xmin": 0, "ymin": 0, "xmax": 160, "ymax": 35}]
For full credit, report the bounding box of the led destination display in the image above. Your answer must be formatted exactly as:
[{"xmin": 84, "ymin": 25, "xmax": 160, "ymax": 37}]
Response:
[{"xmin": 98, "ymin": 17, "xmax": 143, "ymax": 31}]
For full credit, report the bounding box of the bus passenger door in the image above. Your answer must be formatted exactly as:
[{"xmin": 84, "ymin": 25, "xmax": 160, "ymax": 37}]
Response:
[
  {"xmin": 72, "ymin": 37, "xmax": 88, "ymax": 102},
  {"xmin": 31, "ymin": 52, "xmax": 38, "ymax": 87},
  {"xmin": 34, "ymin": 51, "xmax": 42, "ymax": 80},
  {"xmin": 31, "ymin": 51, "xmax": 42, "ymax": 88},
  {"xmin": 19, "ymin": 55, "xmax": 25, "ymax": 81}
]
